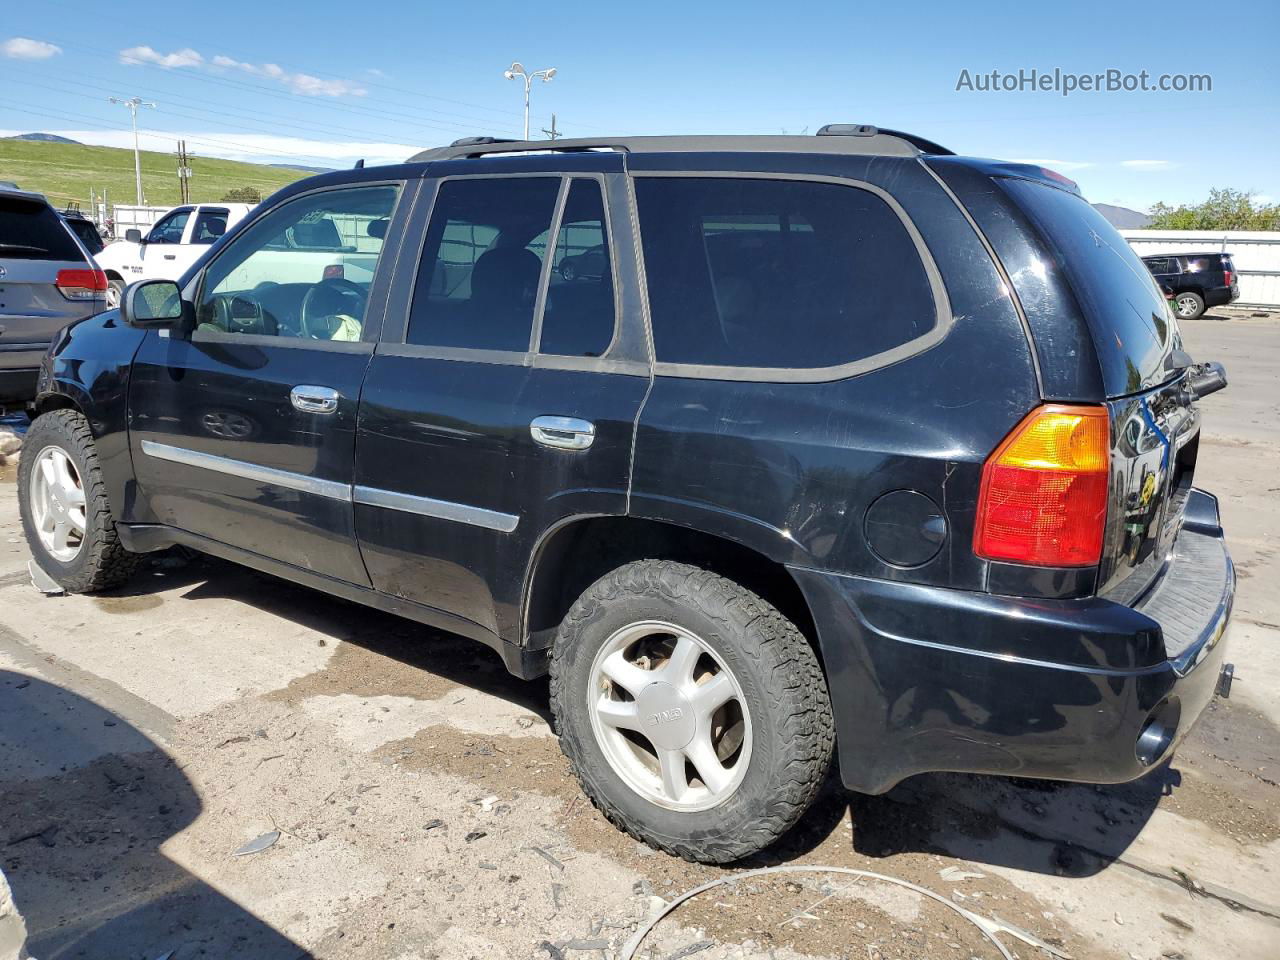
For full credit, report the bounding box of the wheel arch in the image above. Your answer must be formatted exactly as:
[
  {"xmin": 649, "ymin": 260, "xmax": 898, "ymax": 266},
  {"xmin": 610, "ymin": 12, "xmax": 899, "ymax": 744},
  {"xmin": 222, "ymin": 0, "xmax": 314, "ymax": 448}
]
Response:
[
  {"xmin": 33, "ymin": 387, "xmax": 88, "ymax": 418},
  {"xmin": 522, "ymin": 515, "xmax": 821, "ymax": 661}
]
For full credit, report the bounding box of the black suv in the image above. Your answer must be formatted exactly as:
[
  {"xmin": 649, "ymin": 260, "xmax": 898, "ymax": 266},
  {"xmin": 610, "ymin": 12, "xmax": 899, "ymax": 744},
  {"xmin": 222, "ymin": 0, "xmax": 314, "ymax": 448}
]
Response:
[
  {"xmin": 1142, "ymin": 251, "xmax": 1240, "ymax": 319},
  {"xmin": 17, "ymin": 127, "xmax": 1235, "ymax": 864}
]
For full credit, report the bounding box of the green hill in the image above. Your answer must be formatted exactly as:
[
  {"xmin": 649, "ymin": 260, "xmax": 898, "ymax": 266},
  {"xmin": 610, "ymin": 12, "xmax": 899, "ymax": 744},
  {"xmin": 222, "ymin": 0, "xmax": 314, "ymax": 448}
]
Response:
[{"xmin": 0, "ymin": 138, "xmax": 311, "ymax": 210}]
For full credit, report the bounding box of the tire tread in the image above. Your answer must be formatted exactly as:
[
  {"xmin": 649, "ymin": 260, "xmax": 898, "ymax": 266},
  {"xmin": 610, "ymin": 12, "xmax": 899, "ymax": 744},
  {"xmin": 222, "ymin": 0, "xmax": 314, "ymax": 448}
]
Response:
[{"xmin": 549, "ymin": 559, "xmax": 834, "ymax": 864}]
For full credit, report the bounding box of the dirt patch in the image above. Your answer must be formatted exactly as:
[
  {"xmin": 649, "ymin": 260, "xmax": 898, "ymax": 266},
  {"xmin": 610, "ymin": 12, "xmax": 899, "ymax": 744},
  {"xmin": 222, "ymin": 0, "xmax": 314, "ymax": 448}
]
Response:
[
  {"xmin": 1169, "ymin": 699, "xmax": 1280, "ymax": 845},
  {"xmin": 379, "ymin": 720, "xmax": 1088, "ymax": 960}
]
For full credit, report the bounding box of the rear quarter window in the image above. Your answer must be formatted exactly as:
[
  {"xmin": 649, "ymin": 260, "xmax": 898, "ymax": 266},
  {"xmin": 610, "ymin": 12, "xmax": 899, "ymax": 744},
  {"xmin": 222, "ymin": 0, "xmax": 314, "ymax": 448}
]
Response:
[
  {"xmin": 1000, "ymin": 178, "xmax": 1172, "ymax": 396},
  {"xmin": 633, "ymin": 177, "xmax": 939, "ymax": 372},
  {"xmin": 0, "ymin": 195, "xmax": 84, "ymax": 262}
]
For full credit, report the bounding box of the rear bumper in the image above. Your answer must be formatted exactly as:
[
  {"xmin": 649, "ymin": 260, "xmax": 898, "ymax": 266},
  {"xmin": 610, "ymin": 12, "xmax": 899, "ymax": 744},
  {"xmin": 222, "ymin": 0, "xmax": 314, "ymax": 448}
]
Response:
[
  {"xmin": 0, "ymin": 367, "xmax": 40, "ymax": 404},
  {"xmin": 792, "ymin": 488, "xmax": 1233, "ymax": 794},
  {"xmin": 1206, "ymin": 285, "xmax": 1239, "ymax": 307}
]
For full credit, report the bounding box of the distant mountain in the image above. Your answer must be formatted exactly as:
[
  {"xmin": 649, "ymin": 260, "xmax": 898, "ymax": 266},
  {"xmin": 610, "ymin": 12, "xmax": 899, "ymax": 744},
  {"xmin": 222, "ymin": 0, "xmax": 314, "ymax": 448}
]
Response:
[
  {"xmin": 1093, "ymin": 203, "xmax": 1151, "ymax": 229},
  {"xmin": 268, "ymin": 163, "xmax": 336, "ymax": 174},
  {"xmin": 5, "ymin": 132, "xmax": 82, "ymax": 144}
]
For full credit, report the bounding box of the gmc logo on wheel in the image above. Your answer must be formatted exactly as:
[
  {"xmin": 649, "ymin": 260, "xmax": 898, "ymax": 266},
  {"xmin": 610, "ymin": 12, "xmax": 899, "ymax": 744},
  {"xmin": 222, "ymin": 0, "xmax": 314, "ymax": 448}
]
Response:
[{"xmin": 647, "ymin": 708, "xmax": 684, "ymax": 726}]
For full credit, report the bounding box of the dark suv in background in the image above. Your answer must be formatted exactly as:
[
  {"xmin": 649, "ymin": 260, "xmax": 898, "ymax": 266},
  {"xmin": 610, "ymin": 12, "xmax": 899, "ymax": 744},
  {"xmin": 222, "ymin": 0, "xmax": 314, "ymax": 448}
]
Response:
[
  {"xmin": 18, "ymin": 126, "xmax": 1234, "ymax": 864},
  {"xmin": 1, "ymin": 185, "xmax": 106, "ymax": 408},
  {"xmin": 1143, "ymin": 251, "xmax": 1240, "ymax": 319}
]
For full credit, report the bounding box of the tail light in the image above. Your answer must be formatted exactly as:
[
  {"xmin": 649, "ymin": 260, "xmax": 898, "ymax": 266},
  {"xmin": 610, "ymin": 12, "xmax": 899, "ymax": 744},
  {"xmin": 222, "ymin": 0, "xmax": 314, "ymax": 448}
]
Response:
[
  {"xmin": 323, "ymin": 264, "xmax": 345, "ymax": 280},
  {"xmin": 1223, "ymin": 268, "xmax": 1234, "ymax": 286},
  {"xmin": 973, "ymin": 404, "xmax": 1110, "ymax": 567},
  {"xmin": 55, "ymin": 268, "xmax": 108, "ymax": 301}
]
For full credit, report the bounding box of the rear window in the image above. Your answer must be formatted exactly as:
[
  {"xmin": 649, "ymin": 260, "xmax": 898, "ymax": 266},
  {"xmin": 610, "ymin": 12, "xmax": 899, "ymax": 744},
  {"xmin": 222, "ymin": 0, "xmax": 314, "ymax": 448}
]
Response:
[
  {"xmin": 0, "ymin": 195, "xmax": 85, "ymax": 262},
  {"xmin": 633, "ymin": 177, "xmax": 937, "ymax": 370},
  {"xmin": 64, "ymin": 217, "xmax": 104, "ymax": 254},
  {"xmin": 1000, "ymin": 178, "xmax": 1172, "ymax": 397}
]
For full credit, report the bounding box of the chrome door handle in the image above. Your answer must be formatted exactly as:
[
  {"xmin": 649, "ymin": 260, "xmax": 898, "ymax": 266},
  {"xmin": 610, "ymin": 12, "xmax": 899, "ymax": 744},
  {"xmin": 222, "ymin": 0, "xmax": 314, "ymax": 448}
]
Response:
[
  {"xmin": 531, "ymin": 415, "xmax": 595, "ymax": 451},
  {"xmin": 291, "ymin": 385, "xmax": 340, "ymax": 415}
]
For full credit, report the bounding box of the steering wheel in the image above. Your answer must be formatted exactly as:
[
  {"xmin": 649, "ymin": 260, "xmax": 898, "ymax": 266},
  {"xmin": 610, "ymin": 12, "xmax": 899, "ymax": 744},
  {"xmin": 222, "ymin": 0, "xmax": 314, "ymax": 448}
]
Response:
[
  {"xmin": 300, "ymin": 277, "xmax": 367, "ymax": 340},
  {"xmin": 211, "ymin": 293, "xmax": 268, "ymax": 335}
]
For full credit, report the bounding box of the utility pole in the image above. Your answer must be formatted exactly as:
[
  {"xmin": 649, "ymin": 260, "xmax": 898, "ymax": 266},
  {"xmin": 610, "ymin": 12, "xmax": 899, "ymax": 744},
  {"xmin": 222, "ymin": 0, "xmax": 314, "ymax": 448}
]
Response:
[
  {"xmin": 542, "ymin": 114, "xmax": 561, "ymax": 140},
  {"xmin": 108, "ymin": 96, "xmax": 157, "ymax": 205},
  {"xmin": 176, "ymin": 140, "xmax": 192, "ymax": 204},
  {"xmin": 503, "ymin": 62, "xmax": 557, "ymax": 140}
]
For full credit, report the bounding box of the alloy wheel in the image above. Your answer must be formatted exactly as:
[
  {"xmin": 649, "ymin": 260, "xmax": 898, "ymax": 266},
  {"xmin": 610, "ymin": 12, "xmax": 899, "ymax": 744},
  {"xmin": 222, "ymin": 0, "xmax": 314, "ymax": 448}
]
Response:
[
  {"xmin": 29, "ymin": 445, "xmax": 88, "ymax": 562},
  {"xmin": 588, "ymin": 620, "xmax": 752, "ymax": 811}
]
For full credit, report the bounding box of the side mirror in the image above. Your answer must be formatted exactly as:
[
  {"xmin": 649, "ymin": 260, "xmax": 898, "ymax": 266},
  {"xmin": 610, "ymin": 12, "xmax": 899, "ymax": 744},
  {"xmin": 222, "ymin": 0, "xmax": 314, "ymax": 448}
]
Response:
[
  {"xmin": 1187, "ymin": 361, "xmax": 1228, "ymax": 399},
  {"xmin": 121, "ymin": 279, "xmax": 190, "ymax": 330},
  {"xmin": 125, "ymin": 228, "xmax": 143, "ymax": 244}
]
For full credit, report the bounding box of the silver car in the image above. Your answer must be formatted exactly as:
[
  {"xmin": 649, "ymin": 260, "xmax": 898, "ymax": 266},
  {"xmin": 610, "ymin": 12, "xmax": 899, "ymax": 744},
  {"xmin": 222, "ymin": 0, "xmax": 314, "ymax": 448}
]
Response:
[{"xmin": 1, "ymin": 185, "xmax": 105, "ymax": 408}]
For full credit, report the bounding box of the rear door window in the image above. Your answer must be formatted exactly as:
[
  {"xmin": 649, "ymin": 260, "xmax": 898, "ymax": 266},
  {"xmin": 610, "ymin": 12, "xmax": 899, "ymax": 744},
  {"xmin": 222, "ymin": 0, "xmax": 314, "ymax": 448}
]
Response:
[
  {"xmin": 192, "ymin": 207, "xmax": 230, "ymax": 244},
  {"xmin": 633, "ymin": 177, "xmax": 937, "ymax": 369},
  {"xmin": 541, "ymin": 179, "xmax": 615, "ymax": 357},
  {"xmin": 0, "ymin": 194, "xmax": 84, "ymax": 262},
  {"xmin": 1000, "ymin": 178, "xmax": 1173, "ymax": 396},
  {"xmin": 407, "ymin": 177, "xmax": 560, "ymax": 352}
]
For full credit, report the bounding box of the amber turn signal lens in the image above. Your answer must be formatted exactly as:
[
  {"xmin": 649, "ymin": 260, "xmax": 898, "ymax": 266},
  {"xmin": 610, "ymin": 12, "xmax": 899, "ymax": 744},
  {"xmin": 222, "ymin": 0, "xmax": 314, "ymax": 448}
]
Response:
[{"xmin": 973, "ymin": 405, "xmax": 1110, "ymax": 567}]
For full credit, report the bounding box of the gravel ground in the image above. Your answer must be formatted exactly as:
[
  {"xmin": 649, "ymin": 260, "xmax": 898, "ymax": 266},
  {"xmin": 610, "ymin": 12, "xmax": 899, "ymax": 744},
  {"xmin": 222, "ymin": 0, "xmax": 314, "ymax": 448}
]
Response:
[{"xmin": 0, "ymin": 315, "xmax": 1277, "ymax": 960}]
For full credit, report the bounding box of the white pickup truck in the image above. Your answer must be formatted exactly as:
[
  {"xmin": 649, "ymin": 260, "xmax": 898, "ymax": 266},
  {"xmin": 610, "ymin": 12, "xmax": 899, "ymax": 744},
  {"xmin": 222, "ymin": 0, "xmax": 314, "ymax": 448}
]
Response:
[
  {"xmin": 97, "ymin": 203, "xmax": 255, "ymax": 306},
  {"xmin": 96, "ymin": 201, "xmax": 383, "ymax": 308}
]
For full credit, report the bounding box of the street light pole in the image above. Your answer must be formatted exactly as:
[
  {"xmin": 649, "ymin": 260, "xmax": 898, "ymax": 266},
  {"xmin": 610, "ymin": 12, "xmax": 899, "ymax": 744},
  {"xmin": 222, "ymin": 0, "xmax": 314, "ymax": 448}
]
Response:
[
  {"xmin": 109, "ymin": 96, "xmax": 157, "ymax": 205},
  {"xmin": 503, "ymin": 62, "xmax": 557, "ymax": 140}
]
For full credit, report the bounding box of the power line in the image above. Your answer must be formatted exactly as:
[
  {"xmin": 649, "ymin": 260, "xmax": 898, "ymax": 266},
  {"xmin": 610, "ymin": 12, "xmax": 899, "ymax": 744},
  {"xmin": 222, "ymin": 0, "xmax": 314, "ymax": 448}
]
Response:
[
  {"xmin": 32, "ymin": 31, "xmax": 554, "ymax": 137},
  {"xmin": 35, "ymin": 5, "xmax": 564, "ymax": 126},
  {"xmin": 0, "ymin": 69, "xmax": 443, "ymax": 154},
  {"xmin": 0, "ymin": 102, "xmax": 342, "ymax": 166}
]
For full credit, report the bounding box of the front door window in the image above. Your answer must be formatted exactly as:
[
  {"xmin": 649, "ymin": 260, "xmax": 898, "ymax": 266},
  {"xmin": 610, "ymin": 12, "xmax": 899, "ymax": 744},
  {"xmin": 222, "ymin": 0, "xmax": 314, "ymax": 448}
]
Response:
[{"xmin": 195, "ymin": 185, "xmax": 400, "ymax": 341}]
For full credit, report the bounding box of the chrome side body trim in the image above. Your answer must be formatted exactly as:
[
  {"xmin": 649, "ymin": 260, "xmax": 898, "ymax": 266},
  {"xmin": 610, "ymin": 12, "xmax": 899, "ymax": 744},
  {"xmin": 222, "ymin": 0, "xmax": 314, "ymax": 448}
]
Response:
[
  {"xmin": 139, "ymin": 440, "xmax": 351, "ymax": 501},
  {"xmin": 353, "ymin": 485, "xmax": 520, "ymax": 533}
]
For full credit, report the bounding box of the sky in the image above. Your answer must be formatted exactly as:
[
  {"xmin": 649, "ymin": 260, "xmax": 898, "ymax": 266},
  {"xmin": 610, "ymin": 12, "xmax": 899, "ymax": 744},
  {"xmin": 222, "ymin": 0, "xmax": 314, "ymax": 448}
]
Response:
[{"xmin": 1, "ymin": 0, "xmax": 1277, "ymax": 211}]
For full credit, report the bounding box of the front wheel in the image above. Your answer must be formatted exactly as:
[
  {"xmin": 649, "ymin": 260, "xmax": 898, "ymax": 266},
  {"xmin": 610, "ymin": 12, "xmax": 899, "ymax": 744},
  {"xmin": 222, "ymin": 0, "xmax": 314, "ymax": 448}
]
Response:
[
  {"xmin": 18, "ymin": 409, "xmax": 141, "ymax": 592},
  {"xmin": 550, "ymin": 560, "xmax": 834, "ymax": 863}
]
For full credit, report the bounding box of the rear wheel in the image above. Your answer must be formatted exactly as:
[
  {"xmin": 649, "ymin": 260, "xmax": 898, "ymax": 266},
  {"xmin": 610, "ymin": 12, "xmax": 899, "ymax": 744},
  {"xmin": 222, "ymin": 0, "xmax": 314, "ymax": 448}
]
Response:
[
  {"xmin": 550, "ymin": 560, "xmax": 834, "ymax": 863},
  {"xmin": 18, "ymin": 409, "xmax": 141, "ymax": 592},
  {"xmin": 1174, "ymin": 291, "xmax": 1205, "ymax": 320}
]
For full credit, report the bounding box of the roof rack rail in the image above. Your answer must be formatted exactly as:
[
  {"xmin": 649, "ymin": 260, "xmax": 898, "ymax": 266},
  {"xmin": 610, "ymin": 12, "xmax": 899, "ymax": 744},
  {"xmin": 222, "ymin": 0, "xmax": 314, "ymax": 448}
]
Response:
[
  {"xmin": 816, "ymin": 124, "xmax": 954, "ymax": 155},
  {"xmin": 408, "ymin": 128, "xmax": 947, "ymax": 164}
]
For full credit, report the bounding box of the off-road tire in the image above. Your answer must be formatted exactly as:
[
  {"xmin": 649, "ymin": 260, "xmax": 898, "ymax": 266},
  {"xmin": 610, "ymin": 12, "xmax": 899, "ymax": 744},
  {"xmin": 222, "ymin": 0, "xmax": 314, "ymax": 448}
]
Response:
[
  {"xmin": 1175, "ymin": 290, "xmax": 1205, "ymax": 320},
  {"xmin": 549, "ymin": 560, "xmax": 834, "ymax": 863},
  {"xmin": 18, "ymin": 409, "xmax": 141, "ymax": 592}
]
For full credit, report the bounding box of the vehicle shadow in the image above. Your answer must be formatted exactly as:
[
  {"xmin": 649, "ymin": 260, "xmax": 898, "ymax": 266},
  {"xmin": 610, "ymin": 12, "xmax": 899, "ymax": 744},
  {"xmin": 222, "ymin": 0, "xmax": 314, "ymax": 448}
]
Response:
[
  {"xmin": 0, "ymin": 668, "xmax": 312, "ymax": 959},
  {"xmin": 744, "ymin": 761, "xmax": 1175, "ymax": 878}
]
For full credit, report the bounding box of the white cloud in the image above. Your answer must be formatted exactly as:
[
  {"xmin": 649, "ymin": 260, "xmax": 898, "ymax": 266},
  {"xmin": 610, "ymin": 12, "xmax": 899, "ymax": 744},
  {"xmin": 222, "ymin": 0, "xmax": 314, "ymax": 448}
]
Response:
[
  {"xmin": 1121, "ymin": 159, "xmax": 1173, "ymax": 169},
  {"xmin": 0, "ymin": 128, "xmax": 421, "ymax": 168},
  {"xmin": 119, "ymin": 44, "xmax": 204, "ymax": 69},
  {"xmin": 2, "ymin": 37, "xmax": 62, "ymax": 60},
  {"xmin": 365, "ymin": 67, "xmax": 388, "ymax": 79},
  {"xmin": 126, "ymin": 46, "xmax": 366, "ymax": 97}
]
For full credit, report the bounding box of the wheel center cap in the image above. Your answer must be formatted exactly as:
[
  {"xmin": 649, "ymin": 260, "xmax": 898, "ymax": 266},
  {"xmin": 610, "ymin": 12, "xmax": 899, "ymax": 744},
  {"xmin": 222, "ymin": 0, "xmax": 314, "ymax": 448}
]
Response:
[{"xmin": 635, "ymin": 681, "xmax": 695, "ymax": 751}]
